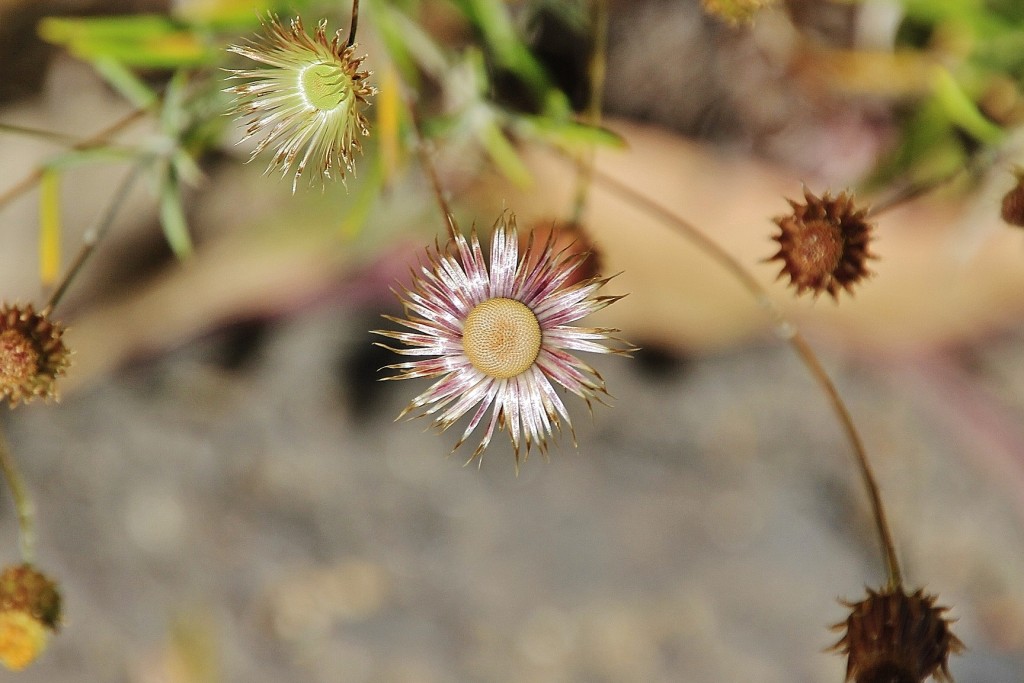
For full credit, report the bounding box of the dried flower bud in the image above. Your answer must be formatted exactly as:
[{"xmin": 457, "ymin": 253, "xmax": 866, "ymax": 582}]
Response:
[
  {"xmin": 831, "ymin": 586, "xmax": 964, "ymax": 683},
  {"xmin": 226, "ymin": 15, "xmax": 377, "ymax": 193},
  {"xmin": 768, "ymin": 188, "xmax": 876, "ymax": 300},
  {"xmin": 0, "ymin": 564, "xmax": 62, "ymax": 671},
  {"xmin": 1000, "ymin": 168, "xmax": 1024, "ymax": 227},
  {"xmin": 0, "ymin": 303, "xmax": 70, "ymax": 407},
  {"xmin": 701, "ymin": 0, "xmax": 778, "ymax": 25}
]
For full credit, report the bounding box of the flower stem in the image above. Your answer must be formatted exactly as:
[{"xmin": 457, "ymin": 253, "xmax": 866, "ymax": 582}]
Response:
[
  {"xmin": 0, "ymin": 107, "xmax": 147, "ymax": 214},
  {"xmin": 0, "ymin": 123, "xmax": 85, "ymax": 146},
  {"xmin": 347, "ymin": 0, "xmax": 361, "ymax": 48},
  {"xmin": 868, "ymin": 147, "xmax": 1000, "ymax": 218},
  {"xmin": 570, "ymin": 0, "xmax": 609, "ymax": 225},
  {"xmin": 0, "ymin": 427, "xmax": 35, "ymax": 564},
  {"xmin": 45, "ymin": 164, "xmax": 144, "ymax": 315},
  {"xmin": 589, "ymin": 165, "xmax": 904, "ymax": 589},
  {"xmin": 403, "ymin": 92, "xmax": 459, "ymax": 238}
]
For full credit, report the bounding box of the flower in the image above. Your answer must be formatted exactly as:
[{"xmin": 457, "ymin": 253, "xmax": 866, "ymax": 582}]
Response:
[
  {"xmin": 831, "ymin": 586, "xmax": 964, "ymax": 683},
  {"xmin": 374, "ymin": 213, "xmax": 630, "ymax": 464},
  {"xmin": 226, "ymin": 15, "xmax": 376, "ymax": 192},
  {"xmin": 768, "ymin": 188, "xmax": 876, "ymax": 300},
  {"xmin": 0, "ymin": 303, "xmax": 70, "ymax": 407},
  {"xmin": 0, "ymin": 564, "xmax": 62, "ymax": 671}
]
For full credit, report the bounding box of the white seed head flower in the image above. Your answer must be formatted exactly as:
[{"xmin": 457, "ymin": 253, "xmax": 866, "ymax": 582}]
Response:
[
  {"xmin": 226, "ymin": 15, "xmax": 376, "ymax": 192},
  {"xmin": 374, "ymin": 213, "xmax": 631, "ymax": 465}
]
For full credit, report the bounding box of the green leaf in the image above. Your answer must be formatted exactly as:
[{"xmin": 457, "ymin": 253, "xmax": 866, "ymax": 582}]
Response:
[
  {"xmin": 477, "ymin": 119, "xmax": 532, "ymax": 187},
  {"xmin": 530, "ymin": 0, "xmax": 589, "ymax": 32},
  {"xmin": 40, "ymin": 14, "xmax": 181, "ymax": 42},
  {"xmin": 39, "ymin": 15, "xmax": 212, "ymax": 68},
  {"xmin": 971, "ymin": 29, "xmax": 1024, "ymax": 73},
  {"xmin": 930, "ymin": 66, "xmax": 1004, "ymax": 144},
  {"xmin": 45, "ymin": 147, "xmax": 141, "ymax": 170},
  {"xmin": 375, "ymin": 3, "xmax": 449, "ymax": 84},
  {"xmin": 161, "ymin": 70, "xmax": 189, "ymax": 128},
  {"xmin": 172, "ymin": 0, "xmax": 319, "ymax": 30},
  {"xmin": 159, "ymin": 171, "xmax": 194, "ymax": 258},
  {"xmin": 449, "ymin": 0, "xmax": 551, "ymax": 94},
  {"xmin": 91, "ymin": 57, "xmax": 159, "ymax": 108},
  {"xmin": 514, "ymin": 116, "xmax": 625, "ymax": 152},
  {"xmin": 867, "ymin": 98, "xmax": 965, "ymax": 188}
]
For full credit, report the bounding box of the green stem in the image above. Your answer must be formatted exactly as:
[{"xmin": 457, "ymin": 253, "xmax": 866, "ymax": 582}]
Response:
[
  {"xmin": 403, "ymin": 90, "xmax": 459, "ymax": 238},
  {"xmin": 45, "ymin": 164, "xmax": 145, "ymax": 314},
  {"xmin": 868, "ymin": 170, "xmax": 965, "ymax": 218},
  {"xmin": 0, "ymin": 427, "xmax": 35, "ymax": 564},
  {"xmin": 0, "ymin": 123, "xmax": 83, "ymax": 146},
  {"xmin": 570, "ymin": 0, "xmax": 608, "ymax": 225},
  {"xmin": 868, "ymin": 146, "xmax": 1002, "ymax": 218},
  {"xmin": 0, "ymin": 107, "xmax": 147, "ymax": 214}
]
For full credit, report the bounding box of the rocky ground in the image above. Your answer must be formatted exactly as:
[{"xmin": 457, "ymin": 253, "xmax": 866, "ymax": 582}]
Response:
[{"xmin": 3, "ymin": 303, "xmax": 1024, "ymax": 682}]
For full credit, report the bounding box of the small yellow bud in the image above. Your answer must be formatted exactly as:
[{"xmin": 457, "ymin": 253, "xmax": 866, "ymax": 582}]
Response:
[{"xmin": 0, "ymin": 610, "xmax": 49, "ymax": 671}]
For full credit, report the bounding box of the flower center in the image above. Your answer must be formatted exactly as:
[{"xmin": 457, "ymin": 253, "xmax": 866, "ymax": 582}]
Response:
[
  {"xmin": 793, "ymin": 220, "xmax": 844, "ymax": 277},
  {"xmin": 299, "ymin": 63, "xmax": 349, "ymax": 112},
  {"xmin": 462, "ymin": 298, "xmax": 542, "ymax": 379},
  {"xmin": 0, "ymin": 330, "xmax": 38, "ymax": 386}
]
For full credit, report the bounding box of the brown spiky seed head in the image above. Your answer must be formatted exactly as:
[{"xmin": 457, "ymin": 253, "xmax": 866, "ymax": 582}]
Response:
[
  {"xmin": 0, "ymin": 303, "xmax": 69, "ymax": 407},
  {"xmin": 831, "ymin": 586, "xmax": 965, "ymax": 683},
  {"xmin": 1000, "ymin": 167, "xmax": 1024, "ymax": 227},
  {"xmin": 0, "ymin": 564, "xmax": 62, "ymax": 671},
  {"xmin": 769, "ymin": 188, "xmax": 875, "ymax": 300}
]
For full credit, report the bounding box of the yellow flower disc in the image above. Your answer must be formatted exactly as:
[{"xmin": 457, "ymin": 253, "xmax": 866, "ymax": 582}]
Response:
[
  {"xmin": 462, "ymin": 298, "xmax": 542, "ymax": 379},
  {"xmin": 299, "ymin": 63, "xmax": 348, "ymax": 111},
  {"xmin": 0, "ymin": 611, "xmax": 48, "ymax": 671}
]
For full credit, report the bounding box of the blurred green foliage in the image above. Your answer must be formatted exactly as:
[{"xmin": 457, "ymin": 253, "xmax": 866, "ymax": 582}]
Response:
[
  {"xmin": 872, "ymin": 0, "xmax": 1024, "ymax": 189},
  {"xmin": 28, "ymin": 0, "xmax": 615, "ymax": 254},
  {"xmin": 23, "ymin": 0, "xmax": 1024, "ymax": 254}
]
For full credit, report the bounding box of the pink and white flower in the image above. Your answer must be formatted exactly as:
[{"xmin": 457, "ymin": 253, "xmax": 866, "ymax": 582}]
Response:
[{"xmin": 375, "ymin": 213, "xmax": 630, "ymax": 464}]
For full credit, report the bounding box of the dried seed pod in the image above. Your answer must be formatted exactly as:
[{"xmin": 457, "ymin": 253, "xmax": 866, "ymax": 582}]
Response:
[
  {"xmin": 831, "ymin": 586, "xmax": 964, "ymax": 683},
  {"xmin": 768, "ymin": 188, "xmax": 876, "ymax": 300},
  {"xmin": 1000, "ymin": 168, "xmax": 1024, "ymax": 227},
  {"xmin": 0, "ymin": 564, "xmax": 62, "ymax": 671},
  {"xmin": 522, "ymin": 218, "xmax": 603, "ymax": 286},
  {"xmin": 0, "ymin": 303, "xmax": 70, "ymax": 406}
]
